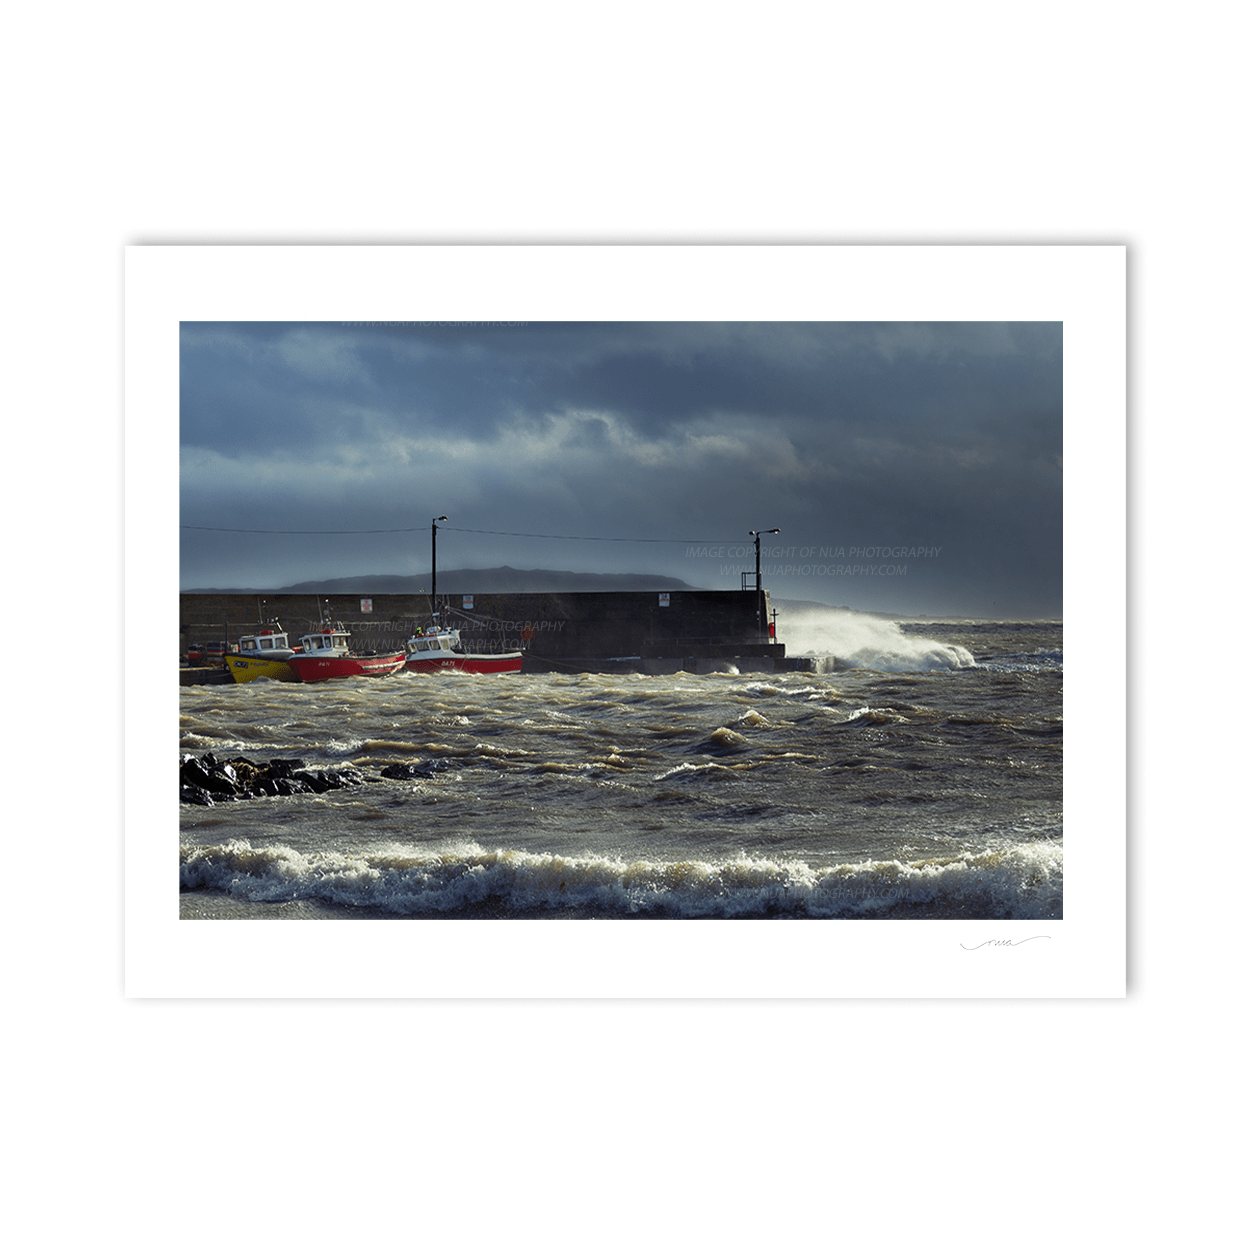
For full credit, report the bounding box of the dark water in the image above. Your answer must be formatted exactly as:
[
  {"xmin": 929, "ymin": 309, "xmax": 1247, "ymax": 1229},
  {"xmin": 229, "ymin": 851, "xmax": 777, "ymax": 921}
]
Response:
[{"xmin": 179, "ymin": 615, "xmax": 1061, "ymax": 919}]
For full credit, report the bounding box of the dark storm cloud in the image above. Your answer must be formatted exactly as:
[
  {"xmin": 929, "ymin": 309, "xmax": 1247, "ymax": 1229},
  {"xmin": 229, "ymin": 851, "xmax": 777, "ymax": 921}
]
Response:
[{"xmin": 180, "ymin": 320, "xmax": 1061, "ymax": 616}]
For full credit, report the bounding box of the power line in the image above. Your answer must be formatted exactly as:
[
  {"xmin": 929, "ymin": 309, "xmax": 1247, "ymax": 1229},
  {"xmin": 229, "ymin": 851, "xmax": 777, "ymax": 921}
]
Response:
[
  {"xmin": 180, "ymin": 524, "xmax": 743, "ymax": 543},
  {"xmin": 181, "ymin": 525, "xmax": 425, "ymax": 534},
  {"xmin": 443, "ymin": 526, "xmax": 741, "ymax": 543}
]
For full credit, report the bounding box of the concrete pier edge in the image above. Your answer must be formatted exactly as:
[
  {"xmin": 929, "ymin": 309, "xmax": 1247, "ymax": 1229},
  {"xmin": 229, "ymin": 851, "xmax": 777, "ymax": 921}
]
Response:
[{"xmin": 180, "ymin": 588, "xmax": 801, "ymax": 678}]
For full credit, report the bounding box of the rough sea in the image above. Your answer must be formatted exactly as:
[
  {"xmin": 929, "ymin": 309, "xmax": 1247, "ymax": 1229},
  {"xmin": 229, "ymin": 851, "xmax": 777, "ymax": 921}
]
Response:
[{"xmin": 179, "ymin": 612, "xmax": 1062, "ymax": 921}]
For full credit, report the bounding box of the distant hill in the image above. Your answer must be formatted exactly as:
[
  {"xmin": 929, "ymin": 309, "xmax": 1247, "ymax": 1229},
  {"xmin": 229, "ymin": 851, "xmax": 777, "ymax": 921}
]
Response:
[{"xmin": 187, "ymin": 566, "xmax": 699, "ymax": 594}]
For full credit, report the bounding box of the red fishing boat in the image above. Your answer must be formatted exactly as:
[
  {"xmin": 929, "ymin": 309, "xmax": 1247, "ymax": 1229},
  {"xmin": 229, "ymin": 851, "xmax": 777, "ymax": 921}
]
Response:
[
  {"xmin": 286, "ymin": 620, "xmax": 406, "ymax": 682},
  {"xmin": 404, "ymin": 626, "xmax": 523, "ymax": 675},
  {"xmin": 396, "ymin": 515, "xmax": 523, "ymax": 675}
]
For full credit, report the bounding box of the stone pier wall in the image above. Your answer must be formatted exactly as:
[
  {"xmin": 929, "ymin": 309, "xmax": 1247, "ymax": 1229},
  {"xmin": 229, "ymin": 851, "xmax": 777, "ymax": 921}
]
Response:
[{"xmin": 180, "ymin": 589, "xmax": 780, "ymax": 661}]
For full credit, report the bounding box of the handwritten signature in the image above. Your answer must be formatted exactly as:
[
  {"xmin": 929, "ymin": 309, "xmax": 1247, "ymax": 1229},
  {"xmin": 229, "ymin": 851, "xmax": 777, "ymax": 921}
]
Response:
[{"xmin": 960, "ymin": 936, "xmax": 1051, "ymax": 950}]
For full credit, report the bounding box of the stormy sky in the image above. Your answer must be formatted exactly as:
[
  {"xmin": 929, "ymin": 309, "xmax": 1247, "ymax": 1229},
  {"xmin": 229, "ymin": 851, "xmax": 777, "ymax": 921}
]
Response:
[{"xmin": 180, "ymin": 320, "xmax": 1061, "ymax": 618}]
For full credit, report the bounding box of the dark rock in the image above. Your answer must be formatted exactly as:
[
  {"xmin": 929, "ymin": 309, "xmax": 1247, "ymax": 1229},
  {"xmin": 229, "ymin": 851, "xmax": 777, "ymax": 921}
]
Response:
[
  {"xmin": 291, "ymin": 769, "xmax": 333, "ymax": 793},
  {"xmin": 180, "ymin": 752, "xmax": 368, "ymax": 804},
  {"xmin": 292, "ymin": 766, "xmax": 366, "ymax": 793},
  {"xmin": 201, "ymin": 763, "xmax": 241, "ymax": 795},
  {"xmin": 180, "ymin": 756, "xmax": 214, "ymax": 790},
  {"xmin": 225, "ymin": 757, "xmax": 263, "ymax": 786},
  {"xmin": 180, "ymin": 783, "xmax": 215, "ymax": 806},
  {"xmin": 380, "ymin": 762, "xmax": 419, "ymax": 780}
]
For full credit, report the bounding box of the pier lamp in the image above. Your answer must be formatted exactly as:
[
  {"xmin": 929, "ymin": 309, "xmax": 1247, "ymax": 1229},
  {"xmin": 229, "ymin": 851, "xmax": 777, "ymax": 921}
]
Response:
[
  {"xmin": 749, "ymin": 528, "xmax": 780, "ymax": 642},
  {"xmin": 431, "ymin": 516, "xmax": 448, "ymax": 618}
]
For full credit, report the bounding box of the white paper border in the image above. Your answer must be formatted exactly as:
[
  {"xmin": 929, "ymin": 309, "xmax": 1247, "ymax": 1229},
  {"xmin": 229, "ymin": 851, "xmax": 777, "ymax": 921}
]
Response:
[{"xmin": 126, "ymin": 244, "xmax": 1124, "ymax": 997}]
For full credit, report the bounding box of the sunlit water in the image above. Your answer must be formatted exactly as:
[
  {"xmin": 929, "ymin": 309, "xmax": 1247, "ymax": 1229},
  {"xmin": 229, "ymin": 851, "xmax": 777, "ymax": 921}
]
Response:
[{"xmin": 180, "ymin": 618, "xmax": 1062, "ymax": 919}]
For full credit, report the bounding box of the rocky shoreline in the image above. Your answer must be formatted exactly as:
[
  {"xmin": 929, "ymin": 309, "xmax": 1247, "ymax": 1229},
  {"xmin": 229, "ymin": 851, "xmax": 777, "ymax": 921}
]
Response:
[{"xmin": 179, "ymin": 751, "xmax": 448, "ymax": 806}]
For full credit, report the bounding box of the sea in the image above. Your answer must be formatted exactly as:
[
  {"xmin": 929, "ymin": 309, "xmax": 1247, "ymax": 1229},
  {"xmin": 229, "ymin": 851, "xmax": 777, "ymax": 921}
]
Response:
[{"xmin": 179, "ymin": 612, "xmax": 1061, "ymax": 921}]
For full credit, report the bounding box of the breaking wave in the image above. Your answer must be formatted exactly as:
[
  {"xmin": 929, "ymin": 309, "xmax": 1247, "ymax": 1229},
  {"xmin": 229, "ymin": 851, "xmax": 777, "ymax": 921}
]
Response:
[
  {"xmin": 181, "ymin": 839, "xmax": 1062, "ymax": 920},
  {"xmin": 782, "ymin": 608, "xmax": 976, "ymax": 672}
]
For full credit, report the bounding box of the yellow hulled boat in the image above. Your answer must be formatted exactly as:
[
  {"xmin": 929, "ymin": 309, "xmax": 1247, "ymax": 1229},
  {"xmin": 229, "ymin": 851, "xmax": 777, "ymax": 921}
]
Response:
[{"xmin": 226, "ymin": 625, "xmax": 299, "ymax": 683}]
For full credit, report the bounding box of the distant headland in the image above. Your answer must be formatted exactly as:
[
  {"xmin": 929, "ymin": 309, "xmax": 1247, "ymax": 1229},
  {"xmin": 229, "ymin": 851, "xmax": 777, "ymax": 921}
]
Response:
[{"xmin": 184, "ymin": 566, "xmax": 698, "ymax": 595}]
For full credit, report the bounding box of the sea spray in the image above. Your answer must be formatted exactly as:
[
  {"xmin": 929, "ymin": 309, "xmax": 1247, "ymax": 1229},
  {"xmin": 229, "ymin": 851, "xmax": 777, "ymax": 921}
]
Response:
[
  {"xmin": 781, "ymin": 608, "xmax": 975, "ymax": 672},
  {"xmin": 180, "ymin": 621, "xmax": 1061, "ymax": 921}
]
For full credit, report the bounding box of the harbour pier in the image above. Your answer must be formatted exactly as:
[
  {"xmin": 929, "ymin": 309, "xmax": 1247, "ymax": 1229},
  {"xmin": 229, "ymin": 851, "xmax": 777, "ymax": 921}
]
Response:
[{"xmin": 180, "ymin": 589, "xmax": 791, "ymax": 678}]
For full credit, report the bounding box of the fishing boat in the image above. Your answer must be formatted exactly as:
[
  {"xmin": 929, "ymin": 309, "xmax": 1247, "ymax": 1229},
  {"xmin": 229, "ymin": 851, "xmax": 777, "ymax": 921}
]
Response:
[
  {"xmin": 286, "ymin": 620, "xmax": 406, "ymax": 682},
  {"xmin": 226, "ymin": 624, "xmax": 300, "ymax": 684},
  {"xmin": 404, "ymin": 625, "xmax": 523, "ymax": 675},
  {"xmin": 399, "ymin": 515, "xmax": 521, "ymax": 675}
]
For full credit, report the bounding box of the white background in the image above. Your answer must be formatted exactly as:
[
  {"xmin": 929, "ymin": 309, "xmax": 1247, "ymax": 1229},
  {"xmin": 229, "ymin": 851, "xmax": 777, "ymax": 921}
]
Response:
[
  {"xmin": 127, "ymin": 244, "xmax": 1122, "ymax": 999},
  {"xmin": 10, "ymin": 3, "xmax": 1234, "ymax": 1245}
]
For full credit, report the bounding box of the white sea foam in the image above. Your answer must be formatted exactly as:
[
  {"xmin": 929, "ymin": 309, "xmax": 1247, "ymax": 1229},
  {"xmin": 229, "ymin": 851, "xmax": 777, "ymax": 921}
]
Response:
[
  {"xmin": 180, "ymin": 642, "xmax": 1061, "ymax": 922},
  {"xmin": 180, "ymin": 839, "xmax": 1062, "ymax": 920},
  {"xmin": 975, "ymin": 651, "xmax": 1064, "ymax": 673},
  {"xmin": 781, "ymin": 608, "xmax": 976, "ymax": 671}
]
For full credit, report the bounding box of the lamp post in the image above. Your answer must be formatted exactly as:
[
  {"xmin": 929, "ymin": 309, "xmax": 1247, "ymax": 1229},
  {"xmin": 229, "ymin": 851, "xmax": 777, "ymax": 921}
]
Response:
[
  {"xmin": 749, "ymin": 528, "xmax": 780, "ymax": 642},
  {"xmin": 431, "ymin": 515, "xmax": 448, "ymax": 621}
]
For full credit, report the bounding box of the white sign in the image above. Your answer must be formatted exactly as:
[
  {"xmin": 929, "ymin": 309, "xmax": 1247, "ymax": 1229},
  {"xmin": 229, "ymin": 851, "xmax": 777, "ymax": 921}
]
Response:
[
  {"xmin": 463, "ymin": 595, "xmax": 474, "ymax": 608},
  {"xmin": 659, "ymin": 593, "xmax": 670, "ymax": 607},
  {"xmin": 361, "ymin": 598, "xmax": 373, "ymax": 613}
]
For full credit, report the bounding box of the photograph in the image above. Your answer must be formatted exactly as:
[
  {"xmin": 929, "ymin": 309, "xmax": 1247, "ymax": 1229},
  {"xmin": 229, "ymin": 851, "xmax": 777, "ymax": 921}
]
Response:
[{"xmin": 177, "ymin": 317, "xmax": 1063, "ymax": 922}]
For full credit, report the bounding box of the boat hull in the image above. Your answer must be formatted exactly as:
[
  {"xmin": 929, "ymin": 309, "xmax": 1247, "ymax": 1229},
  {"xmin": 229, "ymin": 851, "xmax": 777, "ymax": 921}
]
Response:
[
  {"xmin": 227, "ymin": 655, "xmax": 299, "ymax": 683},
  {"xmin": 288, "ymin": 652, "xmax": 406, "ymax": 682},
  {"xmin": 404, "ymin": 652, "xmax": 523, "ymax": 675}
]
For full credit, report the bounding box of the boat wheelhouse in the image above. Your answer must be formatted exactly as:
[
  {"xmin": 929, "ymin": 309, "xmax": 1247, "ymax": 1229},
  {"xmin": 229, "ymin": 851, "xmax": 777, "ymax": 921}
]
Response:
[{"xmin": 226, "ymin": 624, "xmax": 299, "ymax": 683}]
